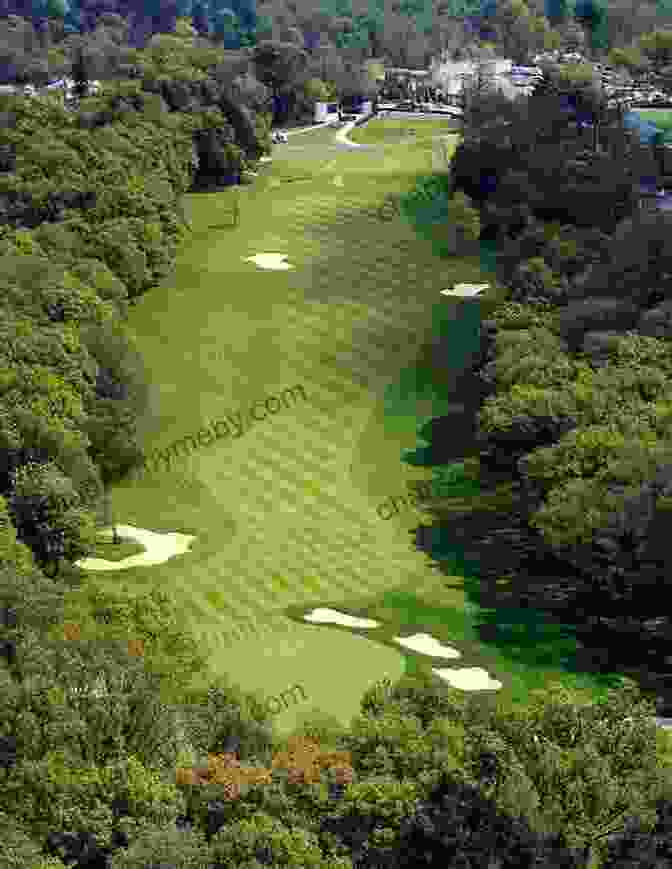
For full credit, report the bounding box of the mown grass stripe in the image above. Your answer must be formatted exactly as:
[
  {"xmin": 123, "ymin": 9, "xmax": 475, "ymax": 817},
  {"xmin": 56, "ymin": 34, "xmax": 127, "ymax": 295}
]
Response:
[{"xmin": 241, "ymin": 446, "xmax": 345, "ymax": 494}]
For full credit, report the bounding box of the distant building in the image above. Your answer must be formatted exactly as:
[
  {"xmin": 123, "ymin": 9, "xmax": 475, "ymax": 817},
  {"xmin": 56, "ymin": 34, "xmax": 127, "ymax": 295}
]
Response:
[
  {"xmin": 42, "ymin": 77, "xmax": 101, "ymax": 99},
  {"xmin": 340, "ymin": 94, "xmax": 373, "ymax": 116},
  {"xmin": 0, "ymin": 78, "xmax": 100, "ymax": 102},
  {"xmin": 510, "ymin": 65, "xmax": 542, "ymax": 77},
  {"xmin": 430, "ymin": 57, "xmax": 515, "ymax": 100},
  {"xmin": 385, "ymin": 67, "xmax": 432, "ymax": 98},
  {"xmin": 0, "ymin": 83, "xmax": 35, "ymax": 96}
]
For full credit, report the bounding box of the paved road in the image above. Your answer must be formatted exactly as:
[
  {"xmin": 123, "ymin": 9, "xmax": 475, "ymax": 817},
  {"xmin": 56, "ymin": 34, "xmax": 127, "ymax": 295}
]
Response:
[{"xmin": 276, "ymin": 117, "xmax": 383, "ymax": 152}]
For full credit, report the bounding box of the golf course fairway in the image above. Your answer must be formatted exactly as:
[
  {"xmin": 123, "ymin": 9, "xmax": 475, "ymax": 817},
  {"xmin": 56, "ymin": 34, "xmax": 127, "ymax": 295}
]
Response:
[{"xmin": 66, "ymin": 119, "xmax": 633, "ymax": 738}]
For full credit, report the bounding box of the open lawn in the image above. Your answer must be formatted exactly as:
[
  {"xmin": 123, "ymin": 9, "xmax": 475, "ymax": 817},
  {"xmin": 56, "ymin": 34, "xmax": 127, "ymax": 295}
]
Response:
[
  {"xmin": 60, "ymin": 118, "xmax": 634, "ymax": 740},
  {"xmin": 349, "ymin": 116, "xmax": 461, "ymax": 147}
]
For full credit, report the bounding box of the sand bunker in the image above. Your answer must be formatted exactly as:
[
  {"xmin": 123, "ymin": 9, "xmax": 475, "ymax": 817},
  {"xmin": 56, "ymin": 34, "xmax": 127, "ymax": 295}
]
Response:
[
  {"xmin": 259, "ymin": 156, "xmax": 273, "ymax": 163},
  {"xmin": 75, "ymin": 524, "xmax": 195, "ymax": 571},
  {"xmin": 244, "ymin": 253, "xmax": 295, "ymax": 270},
  {"xmin": 432, "ymin": 666, "xmax": 503, "ymax": 691},
  {"xmin": 396, "ymin": 633, "xmax": 501, "ymax": 691},
  {"xmin": 441, "ymin": 283, "xmax": 490, "ymax": 298},
  {"xmin": 394, "ymin": 632, "xmax": 462, "ymax": 659},
  {"xmin": 303, "ymin": 608, "xmax": 380, "ymax": 629}
]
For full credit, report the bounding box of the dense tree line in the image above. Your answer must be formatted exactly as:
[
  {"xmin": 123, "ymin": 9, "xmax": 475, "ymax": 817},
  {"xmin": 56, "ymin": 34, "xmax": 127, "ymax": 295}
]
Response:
[
  {"xmin": 408, "ymin": 43, "xmax": 672, "ymax": 772},
  {"xmin": 0, "ymin": 14, "xmax": 309, "ymax": 613},
  {"xmin": 1, "ymin": 0, "xmax": 672, "ymax": 98}
]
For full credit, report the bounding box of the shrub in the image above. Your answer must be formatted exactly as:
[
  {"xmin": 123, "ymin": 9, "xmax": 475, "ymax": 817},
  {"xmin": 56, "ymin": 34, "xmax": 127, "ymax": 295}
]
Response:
[
  {"xmin": 527, "ymin": 452, "xmax": 672, "ymax": 547},
  {"xmin": 490, "ymin": 301, "xmax": 562, "ymax": 333},
  {"xmin": 443, "ymin": 190, "xmax": 482, "ymax": 254},
  {"xmin": 484, "ymin": 326, "xmax": 576, "ymax": 391},
  {"xmin": 66, "ymin": 258, "xmax": 129, "ymax": 317},
  {"xmin": 30, "ymin": 224, "xmax": 87, "ymax": 268},
  {"xmin": 385, "ymin": 771, "xmax": 589, "ymax": 868},
  {"xmin": 208, "ymin": 809, "xmax": 349, "ymax": 867},
  {"xmin": 507, "ymin": 256, "xmax": 570, "ymax": 304},
  {"xmin": 558, "ymin": 298, "xmax": 641, "ymax": 352},
  {"xmin": 109, "ymin": 823, "xmax": 211, "ymax": 868},
  {"xmin": 6, "ymin": 750, "xmax": 186, "ymax": 854},
  {"xmin": 0, "ymin": 810, "xmax": 67, "ymax": 869},
  {"xmin": 596, "ymin": 798, "xmax": 672, "ymax": 868},
  {"xmin": 90, "ymin": 218, "xmax": 148, "ymax": 298},
  {"xmin": 520, "ymin": 424, "xmax": 631, "ymax": 490}
]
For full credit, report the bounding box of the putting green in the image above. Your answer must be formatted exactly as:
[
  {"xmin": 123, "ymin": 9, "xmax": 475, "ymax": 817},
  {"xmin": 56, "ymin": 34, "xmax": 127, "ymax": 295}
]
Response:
[
  {"xmin": 348, "ymin": 117, "xmax": 460, "ymax": 146},
  {"xmin": 67, "ymin": 119, "xmax": 622, "ymax": 741}
]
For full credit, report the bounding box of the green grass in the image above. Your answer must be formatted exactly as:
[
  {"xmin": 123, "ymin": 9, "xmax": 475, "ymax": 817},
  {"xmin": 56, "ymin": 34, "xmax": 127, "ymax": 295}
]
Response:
[
  {"xmin": 349, "ymin": 117, "xmax": 460, "ymax": 146},
  {"xmin": 285, "ymin": 587, "xmax": 630, "ymax": 714},
  {"xmin": 66, "ymin": 118, "xmax": 632, "ymax": 741}
]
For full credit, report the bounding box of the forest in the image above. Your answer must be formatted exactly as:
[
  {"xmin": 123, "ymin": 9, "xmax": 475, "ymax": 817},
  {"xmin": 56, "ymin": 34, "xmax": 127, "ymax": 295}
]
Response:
[{"xmin": 2, "ymin": 0, "xmax": 672, "ymax": 866}]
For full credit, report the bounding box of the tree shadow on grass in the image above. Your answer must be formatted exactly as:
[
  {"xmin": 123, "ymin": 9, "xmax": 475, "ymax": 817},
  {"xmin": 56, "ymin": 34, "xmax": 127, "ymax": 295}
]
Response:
[
  {"xmin": 410, "ymin": 516, "xmax": 653, "ymax": 706},
  {"xmin": 400, "ymin": 293, "xmax": 671, "ymax": 708}
]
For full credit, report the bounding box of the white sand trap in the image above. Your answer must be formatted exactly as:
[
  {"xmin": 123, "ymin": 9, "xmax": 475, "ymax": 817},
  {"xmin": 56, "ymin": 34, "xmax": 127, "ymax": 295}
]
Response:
[
  {"xmin": 333, "ymin": 174, "xmax": 344, "ymax": 187},
  {"xmin": 441, "ymin": 283, "xmax": 490, "ymax": 298},
  {"xmin": 244, "ymin": 253, "xmax": 295, "ymax": 270},
  {"xmin": 303, "ymin": 608, "xmax": 380, "ymax": 629},
  {"xmin": 432, "ymin": 666, "xmax": 503, "ymax": 691},
  {"xmin": 75, "ymin": 524, "xmax": 196, "ymax": 571},
  {"xmin": 393, "ymin": 632, "xmax": 461, "ymax": 659},
  {"xmin": 259, "ymin": 156, "xmax": 273, "ymax": 163}
]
